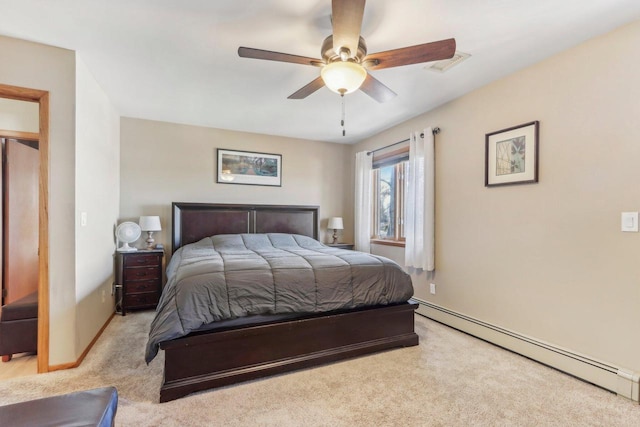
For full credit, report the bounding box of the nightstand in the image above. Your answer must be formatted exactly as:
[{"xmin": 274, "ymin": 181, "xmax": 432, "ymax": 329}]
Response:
[
  {"xmin": 115, "ymin": 249, "xmax": 163, "ymax": 315},
  {"xmin": 327, "ymin": 243, "xmax": 355, "ymax": 250}
]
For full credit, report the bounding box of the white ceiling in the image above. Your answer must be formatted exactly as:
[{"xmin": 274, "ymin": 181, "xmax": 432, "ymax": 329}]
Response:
[{"xmin": 1, "ymin": 0, "xmax": 639, "ymax": 143}]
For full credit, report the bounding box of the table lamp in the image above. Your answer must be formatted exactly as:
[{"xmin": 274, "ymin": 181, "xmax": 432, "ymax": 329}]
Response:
[
  {"xmin": 139, "ymin": 216, "xmax": 161, "ymax": 250},
  {"xmin": 327, "ymin": 217, "xmax": 344, "ymax": 244}
]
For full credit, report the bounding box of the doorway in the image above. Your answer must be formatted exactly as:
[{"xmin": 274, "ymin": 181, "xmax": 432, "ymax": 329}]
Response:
[
  {"xmin": 0, "ymin": 84, "xmax": 50, "ymax": 374},
  {"xmin": 1, "ymin": 136, "xmax": 39, "ymax": 305}
]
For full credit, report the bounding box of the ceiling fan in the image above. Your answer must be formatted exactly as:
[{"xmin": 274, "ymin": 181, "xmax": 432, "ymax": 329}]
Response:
[{"xmin": 238, "ymin": 0, "xmax": 456, "ymax": 103}]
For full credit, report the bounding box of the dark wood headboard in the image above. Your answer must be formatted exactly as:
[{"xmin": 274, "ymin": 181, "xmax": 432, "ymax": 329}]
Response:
[{"xmin": 172, "ymin": 203, "xmax": 319, "ymax": 252}]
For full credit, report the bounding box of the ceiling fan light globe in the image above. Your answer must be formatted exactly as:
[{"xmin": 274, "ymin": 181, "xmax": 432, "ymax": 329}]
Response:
[{"xmin": 321, "ymin": 61, "xmax": 367, "ymax": 95}]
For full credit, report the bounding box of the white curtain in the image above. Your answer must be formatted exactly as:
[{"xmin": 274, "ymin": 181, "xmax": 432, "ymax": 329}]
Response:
[
  {"xmin": 354, "ymin": 151, "xmax": 372, "ymax": 253},
  {"xmin": 405, "ymin": 128, "xmax": 435, "ymax": 271}
]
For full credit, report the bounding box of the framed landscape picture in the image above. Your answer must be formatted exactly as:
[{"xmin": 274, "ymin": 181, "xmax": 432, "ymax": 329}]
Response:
[
  {"xmin": 485, "ymin": 121, "xmax": 539, "ymax": 187},
  {"xmin": 217, "ymin": 149, "xmax": 282, "ymax": 186}
]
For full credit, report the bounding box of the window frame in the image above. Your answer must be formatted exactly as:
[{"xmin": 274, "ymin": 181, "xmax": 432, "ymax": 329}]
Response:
[{"xmin": 370, "ymin": 147, "xmax": 409, "ymax": 246}]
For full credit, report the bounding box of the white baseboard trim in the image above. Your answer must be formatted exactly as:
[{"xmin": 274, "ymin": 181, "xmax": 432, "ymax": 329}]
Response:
[{"xmin": 412, "ymin": 298, "xmax": 639, "ymax": 402}]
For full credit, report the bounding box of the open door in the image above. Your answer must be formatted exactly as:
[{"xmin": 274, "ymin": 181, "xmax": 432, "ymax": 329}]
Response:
[{"xmin": 2, "ymin": 138, "xmax": 39, "ymax": 304}]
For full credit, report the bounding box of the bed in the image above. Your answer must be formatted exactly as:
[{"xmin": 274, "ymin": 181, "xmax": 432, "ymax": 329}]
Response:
[{"xmin": 150, "ymin": 202, "xmax": 419, "ymax": 402}]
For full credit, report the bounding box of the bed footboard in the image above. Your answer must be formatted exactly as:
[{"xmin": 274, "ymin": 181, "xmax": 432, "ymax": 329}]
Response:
[{"xmin": 159, "ymin": 303, "xmax": 418, "ymax": 402}]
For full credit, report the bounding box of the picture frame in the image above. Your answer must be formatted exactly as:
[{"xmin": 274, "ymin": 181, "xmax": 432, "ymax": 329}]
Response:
[
  {"xmin": 216, "ymin": 148, "xmax": 282, "ymax": 187},
  {"xmin": 485, "ymin": 121, "xmax": 539, "ymax": 187}
]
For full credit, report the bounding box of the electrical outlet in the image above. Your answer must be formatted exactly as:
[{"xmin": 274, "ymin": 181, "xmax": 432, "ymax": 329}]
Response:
[
  {"xmin": 430, "ymin": 283, "xmax": 436, "ymax": 295},
  {"xmin": 101, "ymin": 289, "xmax": 106, "ymax": 303}
]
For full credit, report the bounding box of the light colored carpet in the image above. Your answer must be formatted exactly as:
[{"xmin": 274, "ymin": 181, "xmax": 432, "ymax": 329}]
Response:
[{"xmin": 0, "ymin": 312, "xmax": 639, "ymax": 426}]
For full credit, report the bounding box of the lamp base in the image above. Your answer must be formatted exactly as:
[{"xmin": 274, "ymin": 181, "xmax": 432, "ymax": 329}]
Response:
[
  {"xmin": 146, "ymin": 231, "xmax": 155, "ymax": 250},
  {"xmin": 332, "ymin": 229, "xmax": 338, "ymax": 244}
]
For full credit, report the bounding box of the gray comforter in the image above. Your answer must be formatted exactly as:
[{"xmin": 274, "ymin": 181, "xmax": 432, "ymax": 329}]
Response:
[{"xmin": 145, "ymin": 233, "xmax": 413, "ymax": 362}]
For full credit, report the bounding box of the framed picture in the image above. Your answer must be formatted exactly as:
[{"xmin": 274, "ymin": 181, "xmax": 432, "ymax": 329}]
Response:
[
  {"xmin": 217, "ymin": 149, "xmax": 282, "ymax": 186},
  {"xmin": 485, "ymin": 121, "xmax": 539, "ymax": 187}
]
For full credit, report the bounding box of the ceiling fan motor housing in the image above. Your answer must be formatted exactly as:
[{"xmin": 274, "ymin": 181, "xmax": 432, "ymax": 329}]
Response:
[{"xmin": 321, "ymin": 35, "xmax": 367, "ymax": 64}]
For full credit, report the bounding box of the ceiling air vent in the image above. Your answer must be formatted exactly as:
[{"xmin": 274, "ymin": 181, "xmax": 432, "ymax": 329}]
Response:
[{"xmin": 426, "ymin": 51, "xmax": 470, "ymax": 73}]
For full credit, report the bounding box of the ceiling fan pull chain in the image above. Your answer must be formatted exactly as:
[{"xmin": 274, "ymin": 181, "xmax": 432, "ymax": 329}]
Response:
[{"xmin": 341, "ymin": 93, "xmax": 346, "ymax": 136}]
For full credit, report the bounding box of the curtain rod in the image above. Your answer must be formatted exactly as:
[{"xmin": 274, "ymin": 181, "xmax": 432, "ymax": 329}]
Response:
[{"xmin": 367, "ymin": 127, "xmax": 440, "ymax": 156}]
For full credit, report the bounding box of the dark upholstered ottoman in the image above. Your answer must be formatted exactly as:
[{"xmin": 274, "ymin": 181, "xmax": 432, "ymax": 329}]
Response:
[
  {"xmin": 0, "ymin": 386, "xmax": 118, "ymax": 427},
  {"xmin": 0, "ymin": 291, "xmax": 38, "ymax": 362}
]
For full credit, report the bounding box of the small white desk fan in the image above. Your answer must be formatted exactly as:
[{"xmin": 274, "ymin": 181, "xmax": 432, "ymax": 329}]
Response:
[{"xmin": 116, "ymin": 221, "xmax": 141, "ymax": 252}]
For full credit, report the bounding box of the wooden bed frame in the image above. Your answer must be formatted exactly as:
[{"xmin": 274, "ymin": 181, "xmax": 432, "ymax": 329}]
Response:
[{"xmin": 158, "ymin": 202, "xmax": 419, "ymax": 402}]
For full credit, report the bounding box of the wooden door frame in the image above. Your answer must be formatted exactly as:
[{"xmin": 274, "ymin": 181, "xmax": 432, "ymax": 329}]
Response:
[{"xmin": 0, "ymin": 83, "xmax": 49, "ymax": 373}]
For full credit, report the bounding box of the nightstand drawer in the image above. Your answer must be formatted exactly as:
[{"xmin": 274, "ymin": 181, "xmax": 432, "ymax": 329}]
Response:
[
  {"xmin": 124, "ymin": 253, "xmax": 161, "ymax": 267},
  {"xmin": 124, "ymin": 292, "xmax": 160, "ymax": 308},
  {"xmin": 123, "ymin": 266, "xmax": 160, "ymax": 281},
  {"xmin": 126, "ymin": 279, "xmax": 159, "ymax": 294}
]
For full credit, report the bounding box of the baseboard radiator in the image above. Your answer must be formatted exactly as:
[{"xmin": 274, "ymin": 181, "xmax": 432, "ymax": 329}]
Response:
[{"xmin": 412, "ymin": 298, "xmax": 639, "ymax": 402}]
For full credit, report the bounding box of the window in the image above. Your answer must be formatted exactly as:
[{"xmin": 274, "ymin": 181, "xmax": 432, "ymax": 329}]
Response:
[{"xmin": 371, "ymin": 148, "xmax": 408, "ymax": 244}]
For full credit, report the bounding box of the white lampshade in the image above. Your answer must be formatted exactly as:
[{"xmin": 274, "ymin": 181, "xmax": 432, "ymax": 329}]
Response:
[
  {"xmin": 321, "ymin": 61, "xmax": 367, "ymax": 95},
  {"xmin": 327, "ymin": 217, "xmax": 344, "ymax": 230},
  {"xmin": 139, "ymin": 216, "xmax": 162, "ymax": 231}
]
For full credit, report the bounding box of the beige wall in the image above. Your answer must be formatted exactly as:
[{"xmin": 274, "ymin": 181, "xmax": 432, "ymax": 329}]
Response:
[
  {"xmin": 1, "ymin": 36, "xmax": 119, "ymax": 367},
  {"xmin": 120, "ymin": 118, "xmax": 352, "ymax": 256},
  {"xmin": 75, "ymin": 57, "xmax": 120, "ymax": 356},
  {"xmin": 0, "ymin": 98, "xmax": 39, "ymax": 133},
  {"xmin": 353, "ymin": 20, "xmax": 640, "ymax": 373},
  {"xmin": 0, "ymin": 35, "xmax": 78, "ymax": 365}
]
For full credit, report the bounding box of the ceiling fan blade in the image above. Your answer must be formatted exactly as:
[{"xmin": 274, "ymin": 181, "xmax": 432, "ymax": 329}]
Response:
[
  {"xmin": 364, "ymin": 38, "xmax": 456, "ymax": 70},
  {"xmin": 238, "ymin": 47, "xmax": 323, "ymax": 67},
  {"xmin": 360, "ymin": 73, "xmax": 397, "ymax": 103},
  {"xmin": 331, "ymin": 0, "xmax": 365, "ymax": 58},
  {"xmin": 287, "ymin": 76, "xmax": 326, "ymax": 99}
]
